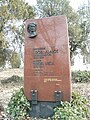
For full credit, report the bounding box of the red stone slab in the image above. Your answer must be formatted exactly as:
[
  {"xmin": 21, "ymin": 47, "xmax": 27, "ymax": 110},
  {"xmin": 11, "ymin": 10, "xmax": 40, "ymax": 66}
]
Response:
[{"xmin": 24, "ymin": 15, "xmax": 71, "ymax": 101}]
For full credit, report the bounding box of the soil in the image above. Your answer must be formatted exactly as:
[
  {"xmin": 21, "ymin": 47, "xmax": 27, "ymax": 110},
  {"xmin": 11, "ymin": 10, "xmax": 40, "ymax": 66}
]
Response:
[{"xmin": 0, "ymin": 69, "xmax": 90, "ymax": 119}]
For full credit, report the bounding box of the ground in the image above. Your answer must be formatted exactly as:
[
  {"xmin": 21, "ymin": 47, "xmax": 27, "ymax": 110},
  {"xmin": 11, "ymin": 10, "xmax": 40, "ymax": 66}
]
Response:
[{"xmin": 0, "ymin": 69, "xmax": 90, "ymax": 119}]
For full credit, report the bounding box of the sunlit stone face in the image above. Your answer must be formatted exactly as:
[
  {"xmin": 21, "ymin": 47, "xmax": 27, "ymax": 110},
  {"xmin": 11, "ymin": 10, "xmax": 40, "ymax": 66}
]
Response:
[{"xmin": 24, "ymin": 16, "xmax": 71, "ymax": 102}]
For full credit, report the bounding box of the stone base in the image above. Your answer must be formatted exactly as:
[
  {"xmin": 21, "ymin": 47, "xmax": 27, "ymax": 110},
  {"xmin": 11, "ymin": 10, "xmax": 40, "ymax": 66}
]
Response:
[{"xmin": 29, "ymin": 101, "xmax": 61, "ymax": 118}]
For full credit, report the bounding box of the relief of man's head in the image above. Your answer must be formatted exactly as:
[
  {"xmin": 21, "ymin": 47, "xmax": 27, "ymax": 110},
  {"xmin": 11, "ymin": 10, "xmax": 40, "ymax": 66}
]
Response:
[{"xmin": 27, "ymin": 22, "xmax": 37, "ymax": 38}]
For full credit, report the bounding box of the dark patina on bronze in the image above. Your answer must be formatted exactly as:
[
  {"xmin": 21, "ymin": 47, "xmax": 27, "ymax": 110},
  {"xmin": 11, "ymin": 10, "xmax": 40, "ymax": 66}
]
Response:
[{"xmin": 27, "ymin": 22, "xmax": 37, "ymax": 38}]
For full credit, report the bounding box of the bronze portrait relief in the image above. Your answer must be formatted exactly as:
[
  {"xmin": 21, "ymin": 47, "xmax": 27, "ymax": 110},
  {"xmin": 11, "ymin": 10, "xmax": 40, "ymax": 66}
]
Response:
[{"xmin": 27, "ymin": 22, "xmax": 37, "ymax": 38}]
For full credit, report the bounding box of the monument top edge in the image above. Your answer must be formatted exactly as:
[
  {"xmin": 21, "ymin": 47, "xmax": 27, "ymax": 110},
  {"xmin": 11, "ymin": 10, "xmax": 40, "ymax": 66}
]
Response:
[{"xmin": 25, "ymin": 15, "xmax": 67, "ymax": 22}]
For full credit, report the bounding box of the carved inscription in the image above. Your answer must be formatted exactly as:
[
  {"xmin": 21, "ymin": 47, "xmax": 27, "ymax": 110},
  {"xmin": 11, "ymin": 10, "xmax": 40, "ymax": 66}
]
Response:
[
  {"xmin": 33, "ymin": 48, "xmax": 45, "ymax": 59},
  {"xmin": 32, "ymin": 47, "xmax": 59, "ymax": 76},
  {"xmin": 44, "ymin": 78, "xmax": 62, "ymax": 83},
  {"xmin": 33, "ymin": 48, "xmax": 58, "ymax": 59}
]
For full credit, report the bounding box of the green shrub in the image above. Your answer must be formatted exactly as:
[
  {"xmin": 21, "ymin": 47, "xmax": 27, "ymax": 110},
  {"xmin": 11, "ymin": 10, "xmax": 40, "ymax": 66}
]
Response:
[
  {"xmin": 1, "ymin": 75, "xmax": 23, "ymax": 84},
  {"xmin": 10, "ymin": 52, "xmax": 21, "ymax": 68},
  {"xmin": 6, "ymin": 88, "xmax": 89, "ymax": 120},
  {"xmin": 72, "ymin": 71, "xmax": 90, "ymax": 83},
  {"xmin": 0, "ymin": 48, "xmax": 6, "ymax": 67},
  {"xmin": 52, "ymin": 92, "xmax": 89, "ymax": 120},
  {"xmin": 6, "ymin": 88, "xmax": 30, "ymax": 120}
]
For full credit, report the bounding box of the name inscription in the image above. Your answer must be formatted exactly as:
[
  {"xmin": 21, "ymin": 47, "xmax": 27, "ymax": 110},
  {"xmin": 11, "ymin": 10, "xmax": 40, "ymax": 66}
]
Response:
[
  {"xmin": 32, "ymin": 47, "xmax": 59, "ymax": 76},
  {"xmin": 33, "ymin": 48, "xmax": 58, "ymax": 59}
]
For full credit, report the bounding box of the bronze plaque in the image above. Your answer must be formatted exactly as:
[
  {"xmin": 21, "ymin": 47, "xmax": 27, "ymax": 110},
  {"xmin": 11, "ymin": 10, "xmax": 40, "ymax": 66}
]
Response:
[{"xmin": 24, "ymin": 16, "xmax": 71, "ymax": 101}]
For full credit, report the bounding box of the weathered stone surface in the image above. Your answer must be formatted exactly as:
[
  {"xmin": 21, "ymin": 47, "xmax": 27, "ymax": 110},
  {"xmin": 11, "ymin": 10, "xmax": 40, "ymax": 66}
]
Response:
[{"xmin": 24, "ymin": 16, "xmax": 71, "ymax": 101}]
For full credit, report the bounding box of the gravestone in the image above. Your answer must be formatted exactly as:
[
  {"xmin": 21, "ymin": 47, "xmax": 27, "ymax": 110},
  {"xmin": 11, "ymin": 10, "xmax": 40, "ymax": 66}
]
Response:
[{"xmin": 24, "ymin": 15, "xmax": 71, "ymax": 118}]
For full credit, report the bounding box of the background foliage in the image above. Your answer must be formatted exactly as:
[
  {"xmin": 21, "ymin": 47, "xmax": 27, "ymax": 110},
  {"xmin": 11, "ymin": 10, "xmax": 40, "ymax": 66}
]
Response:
[
  {"xmin": 10, "ymin": 52, "xmax": 21, "ymax": 68},
  {"xmin": 1, "ymin": 75, "xmax": 23, "ymax": 85},
  {"xmin": 72, "ymin": 70, "xmax": 90, "ymax": 83},
  {"xmin": 0, "ymin": 0, "xmax": 35, "ymax": 67}
]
